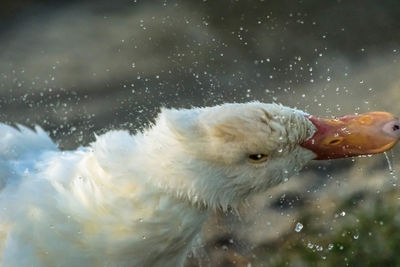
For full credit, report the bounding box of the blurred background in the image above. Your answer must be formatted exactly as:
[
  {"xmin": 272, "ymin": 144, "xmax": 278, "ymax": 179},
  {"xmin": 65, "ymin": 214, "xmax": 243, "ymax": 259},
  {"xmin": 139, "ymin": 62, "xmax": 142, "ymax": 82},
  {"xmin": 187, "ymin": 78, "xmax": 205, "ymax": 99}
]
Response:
[{"xmin": 1, "ymin": 0, "xmax": 400, "ymax": 266}]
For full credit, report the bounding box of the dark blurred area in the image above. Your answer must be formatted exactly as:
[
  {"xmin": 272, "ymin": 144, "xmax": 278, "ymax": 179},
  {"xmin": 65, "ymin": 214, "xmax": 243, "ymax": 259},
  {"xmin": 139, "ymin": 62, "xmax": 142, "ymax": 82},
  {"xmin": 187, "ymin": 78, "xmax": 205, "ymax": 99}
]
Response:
[{"xmin": 1, "ymin": 0, "xmax": 400, "ymax": 266}]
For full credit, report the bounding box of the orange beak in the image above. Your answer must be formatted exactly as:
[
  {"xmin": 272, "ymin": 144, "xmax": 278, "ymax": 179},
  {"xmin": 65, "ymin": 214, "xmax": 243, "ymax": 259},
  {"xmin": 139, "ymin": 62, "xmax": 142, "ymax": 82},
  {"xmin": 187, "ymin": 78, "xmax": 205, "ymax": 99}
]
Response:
[{"xmin": 301, "ymin": 112, "xmax": 400, "ymax": 160}]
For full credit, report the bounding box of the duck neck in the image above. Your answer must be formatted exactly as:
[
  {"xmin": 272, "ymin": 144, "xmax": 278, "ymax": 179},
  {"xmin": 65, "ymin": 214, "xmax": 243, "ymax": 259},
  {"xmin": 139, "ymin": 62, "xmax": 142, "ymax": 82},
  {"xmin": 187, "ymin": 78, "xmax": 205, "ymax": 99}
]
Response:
[{"xmin": 90, "ymin": 131, "xmax": 211, "ymax": 266}]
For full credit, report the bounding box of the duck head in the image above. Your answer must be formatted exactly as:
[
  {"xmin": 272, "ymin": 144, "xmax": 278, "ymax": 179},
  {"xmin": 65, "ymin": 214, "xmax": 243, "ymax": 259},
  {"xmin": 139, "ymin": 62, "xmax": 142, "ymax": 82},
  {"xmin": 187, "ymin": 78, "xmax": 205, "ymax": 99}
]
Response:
[{"xmin": 156, "ymin": 102, "xmax": 400, "ymax": 209}]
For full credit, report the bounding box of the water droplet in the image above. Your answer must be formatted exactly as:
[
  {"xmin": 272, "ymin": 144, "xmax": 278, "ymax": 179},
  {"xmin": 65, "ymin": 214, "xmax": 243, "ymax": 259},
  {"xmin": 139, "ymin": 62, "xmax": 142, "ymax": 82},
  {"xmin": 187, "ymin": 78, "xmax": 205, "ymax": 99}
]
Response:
[
  {"xmin": 353, "ymin": 234, "xmax": 359, "ymax": 240},
  {"xmin": 384, "ymin": 152, "xmax": 398, "ymax": 181},
  {"xmin": 139, "ymin": 218, "xmax": 143, "ymax": 223},
  {"xmin": 328, "ymin": 243, "xmax": 334, "ymax": 250},
  {"xmin": 340, "ymin": 211, "xmax": 346, "ymax": 216},
  {"xmin": 278, "ymin": 148, "xmax": 283, "ymax": 153},
  {"xmin": 295, "ymin": 222, "xmax": 303, "ymax": 232},
  {"xmin": 307, "ymin": 242, "xmax": 314, "ymax": 249}
]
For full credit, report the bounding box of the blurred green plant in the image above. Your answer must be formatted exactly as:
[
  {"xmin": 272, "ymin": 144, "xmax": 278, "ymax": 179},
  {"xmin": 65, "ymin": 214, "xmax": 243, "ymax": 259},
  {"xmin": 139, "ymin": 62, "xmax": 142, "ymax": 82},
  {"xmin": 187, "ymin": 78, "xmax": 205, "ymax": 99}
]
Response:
[{"xmin": 252, "ymin": 188, "xmax": 400, "ymax": 267}]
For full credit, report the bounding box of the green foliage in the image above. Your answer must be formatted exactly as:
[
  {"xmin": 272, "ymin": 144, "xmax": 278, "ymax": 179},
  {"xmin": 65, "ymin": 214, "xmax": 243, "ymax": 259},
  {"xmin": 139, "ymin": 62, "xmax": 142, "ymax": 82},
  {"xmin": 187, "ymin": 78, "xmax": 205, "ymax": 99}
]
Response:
[{"xmin": 252, "ymin": 190, "xmax": 400, "ymax": 267}]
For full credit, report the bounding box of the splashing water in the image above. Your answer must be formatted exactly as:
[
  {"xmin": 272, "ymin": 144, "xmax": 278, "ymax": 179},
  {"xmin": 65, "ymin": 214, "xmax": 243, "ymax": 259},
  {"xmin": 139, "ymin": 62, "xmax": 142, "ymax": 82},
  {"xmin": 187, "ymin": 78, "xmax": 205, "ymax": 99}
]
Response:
[
  {"xmin": 384, "ymin": 151, "xmax": 398, "ymax": 184},
  {"xmin": 384, "ymin": 152, "xmax": 393, "ymax": 173},
  {"xmin": 295, "ymin": 222, "xmax": 303, "ymax": 232}
]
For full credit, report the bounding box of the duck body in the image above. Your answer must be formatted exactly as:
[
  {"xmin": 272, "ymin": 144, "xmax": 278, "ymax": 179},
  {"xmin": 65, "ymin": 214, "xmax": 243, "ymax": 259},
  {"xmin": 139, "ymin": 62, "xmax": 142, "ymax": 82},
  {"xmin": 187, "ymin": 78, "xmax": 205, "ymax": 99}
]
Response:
[{"xmin": 0, "ymin": 126, "xmax": 208, "ymax": 267}]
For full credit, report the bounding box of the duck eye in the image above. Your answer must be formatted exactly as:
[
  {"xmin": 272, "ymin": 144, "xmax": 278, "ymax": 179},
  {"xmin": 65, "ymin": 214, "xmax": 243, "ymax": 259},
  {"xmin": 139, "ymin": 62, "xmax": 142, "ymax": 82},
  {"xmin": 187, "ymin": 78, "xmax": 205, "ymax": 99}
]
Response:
[{"xmin": 248, "ymin": 154, "xmax": 268, "ymax": 163}]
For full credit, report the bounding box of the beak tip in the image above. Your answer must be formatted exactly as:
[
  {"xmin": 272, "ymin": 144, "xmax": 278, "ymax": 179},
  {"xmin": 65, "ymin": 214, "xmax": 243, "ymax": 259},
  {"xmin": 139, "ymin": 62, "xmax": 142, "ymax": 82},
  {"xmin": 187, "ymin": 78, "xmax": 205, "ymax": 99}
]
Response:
[{"xmin": 383, "ymin": 121, "xmax": 400, "ymax": 139}]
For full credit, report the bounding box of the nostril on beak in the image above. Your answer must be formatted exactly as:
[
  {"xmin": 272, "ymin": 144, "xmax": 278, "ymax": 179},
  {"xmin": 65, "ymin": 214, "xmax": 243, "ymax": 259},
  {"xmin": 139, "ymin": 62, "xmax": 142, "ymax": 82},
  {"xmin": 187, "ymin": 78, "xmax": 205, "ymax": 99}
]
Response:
[{"xmin": 383, "ymin": 121, "xmax": 400, "ymax": 138}]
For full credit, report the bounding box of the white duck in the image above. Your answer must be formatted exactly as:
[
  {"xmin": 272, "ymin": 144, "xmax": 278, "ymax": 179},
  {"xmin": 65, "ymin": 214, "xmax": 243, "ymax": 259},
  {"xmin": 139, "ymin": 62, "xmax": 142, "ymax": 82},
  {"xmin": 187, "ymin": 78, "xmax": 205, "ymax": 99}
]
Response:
[{"xmin": 0, "ymin": 102, "xmax": 399, "ymax": 267}]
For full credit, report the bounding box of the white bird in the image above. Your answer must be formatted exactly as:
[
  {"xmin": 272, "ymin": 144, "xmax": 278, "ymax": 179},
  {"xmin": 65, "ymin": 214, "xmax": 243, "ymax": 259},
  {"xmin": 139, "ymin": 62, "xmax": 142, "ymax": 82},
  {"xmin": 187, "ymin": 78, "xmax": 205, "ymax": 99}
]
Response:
[{"xmin": 0, "ymin": 102, "xmax": 399, "ymax": 267}]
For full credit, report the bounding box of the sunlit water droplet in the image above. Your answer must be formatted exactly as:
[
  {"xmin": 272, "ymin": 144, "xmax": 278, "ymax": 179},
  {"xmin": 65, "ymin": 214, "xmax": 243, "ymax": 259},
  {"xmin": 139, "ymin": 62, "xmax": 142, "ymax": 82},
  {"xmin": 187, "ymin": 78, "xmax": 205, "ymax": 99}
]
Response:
[
  {"xmin": 384, "ymin": 152, "xmax": 393, "ymax": 173},
  {"xmin": 384, "ymin": 151, "xmax": 398, "ymax": 182},
  {"xmin": 353, "ymin": 234, "xmax": 359, "ymax": 240},
  {"xmin": 340, "ymin": 211, "xmax": 346, "ymax": 216},
  {"xmin": 295, "ymin": 222, "xmax": 303, "ymax": 232},
  {"xmin": 328, "ymin": 243, "xmax": 334, "ymax": 250}
]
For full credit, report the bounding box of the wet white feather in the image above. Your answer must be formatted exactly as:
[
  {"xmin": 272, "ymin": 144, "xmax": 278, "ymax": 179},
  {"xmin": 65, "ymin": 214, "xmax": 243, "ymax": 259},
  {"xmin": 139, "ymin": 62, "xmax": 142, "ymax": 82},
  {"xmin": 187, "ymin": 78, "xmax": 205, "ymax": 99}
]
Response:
[{"xmin": 0, "ymin": 102, "xmax": 315, "ymax": 266}]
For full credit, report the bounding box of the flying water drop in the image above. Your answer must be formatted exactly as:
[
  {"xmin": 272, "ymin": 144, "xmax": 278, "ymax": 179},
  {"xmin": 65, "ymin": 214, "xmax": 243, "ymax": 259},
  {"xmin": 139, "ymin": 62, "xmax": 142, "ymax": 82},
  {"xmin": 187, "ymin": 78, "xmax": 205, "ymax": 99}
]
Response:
[
  {"xmin": 384, "ymin": 151, "xmax": 398, "ymax": 182},
  {"xmin": 384, "ymin": 152, "xmax": 393, "ymax": 173},
  {"xmin": 295, "ymin": 222, "xmax": 303, "ymax": 232}
]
